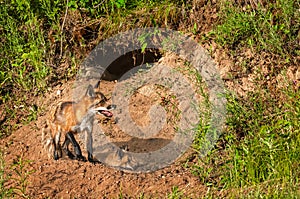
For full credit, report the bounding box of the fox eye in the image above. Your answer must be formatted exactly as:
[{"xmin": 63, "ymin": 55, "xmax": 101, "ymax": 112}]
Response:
[
  {"xmin": 100, "ymin": 99, "xmax": 106, "ymax": 103},
  {"xmin": 100, "ymin": 93, "xmax": 108, "ymax": 102},
  {"xmin": 95, "ymin": 92, "xmax": 107, "ymax": 102}
]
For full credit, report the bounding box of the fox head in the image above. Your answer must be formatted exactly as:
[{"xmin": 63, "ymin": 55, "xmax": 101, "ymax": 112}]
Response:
[
  {"xmin": 84, "ymin": 83, "xmax": 106, "ymax": 106},
  {"xmin": 84, "ymin": 81, "xmax": 115, "ymax": 117}
]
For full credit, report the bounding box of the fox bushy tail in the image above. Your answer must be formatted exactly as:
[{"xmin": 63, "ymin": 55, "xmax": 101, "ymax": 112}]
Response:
[{"xmin": 41, "ymin": 121, "xmax": 55, "ymax": 159}]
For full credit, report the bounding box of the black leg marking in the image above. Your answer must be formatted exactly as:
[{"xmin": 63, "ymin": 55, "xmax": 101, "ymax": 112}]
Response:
[
  {"xmin": 65, "ymin": 133, "xmax": 86, "ymax": 162},
  {"xmin": 62, "ymin": 135, "xmax": 75, "ymax": 159}
]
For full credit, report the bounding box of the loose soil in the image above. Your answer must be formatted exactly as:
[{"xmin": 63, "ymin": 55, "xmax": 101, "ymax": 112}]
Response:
[
  {"xmin": 1, "ymin": 75, "xmax": 206, "ymax": 198},
  {"xmin": 2, "ymin": 1, "xmax": 299, "ymax": 198},
  {"xmin": 2, "ymin": 48, "xmax": 299, "ymax": 199}
]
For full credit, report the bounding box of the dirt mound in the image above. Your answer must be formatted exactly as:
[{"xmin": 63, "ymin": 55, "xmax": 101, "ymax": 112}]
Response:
[{"xmin": 1, "ymin": 78, "xmax": 205, "ymax": 198}]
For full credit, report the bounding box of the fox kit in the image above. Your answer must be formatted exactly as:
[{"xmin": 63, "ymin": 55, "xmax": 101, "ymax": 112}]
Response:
[{"xmin": 42, "ymin": 82, "xmax": 115, "ymax": 162}]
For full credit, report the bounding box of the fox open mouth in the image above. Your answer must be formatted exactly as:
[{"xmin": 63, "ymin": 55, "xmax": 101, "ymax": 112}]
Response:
[
  {"xmin": 99, "ymin": 110, "xmax": 113, "ymax": 117},
  {"xmin": 94, "ymin": 105, "xmax": 116, "ymax": 117}
]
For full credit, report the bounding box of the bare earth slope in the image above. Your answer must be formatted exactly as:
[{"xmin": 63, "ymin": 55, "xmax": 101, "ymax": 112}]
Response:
[{"xmin": 1, "ymin": 80, "xmax": 204, "ymax": 198}]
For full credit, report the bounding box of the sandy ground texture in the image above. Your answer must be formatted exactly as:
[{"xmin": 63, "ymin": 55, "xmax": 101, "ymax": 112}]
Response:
[
  {"xmin": 2, "ymin": 67, "xmax": 207, "ymax": 198},
  {"xmin": 2, "ymin": 47, "xmax": 298, "ymax": 198}
]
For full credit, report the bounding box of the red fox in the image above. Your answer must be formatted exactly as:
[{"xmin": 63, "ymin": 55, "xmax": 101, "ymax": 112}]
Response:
[{"xmin": 42, "ymin": 82, "xmax": 115, "ymax": 162}]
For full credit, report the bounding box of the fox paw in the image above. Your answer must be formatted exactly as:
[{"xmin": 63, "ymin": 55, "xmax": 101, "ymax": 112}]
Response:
[
  {"xmin": 75, "ymin": 155, "xmax": 87, "ymax": 162},
  {"xmin": 53, "ymin": 150, "xmax": 62, "ymax": 160},
  {"xmin": 88, "ymin": 155, "xmax": 100, "ymax": 164}
]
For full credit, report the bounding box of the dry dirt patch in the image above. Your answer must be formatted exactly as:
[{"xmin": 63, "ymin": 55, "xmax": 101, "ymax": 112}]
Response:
[
  {"xmin": 99, "ymin": 82, "xmax": 179, "ymax": 154},
  {"xmin": 1, "ymin": 76, "xmax": 204, "ymax": 198}
]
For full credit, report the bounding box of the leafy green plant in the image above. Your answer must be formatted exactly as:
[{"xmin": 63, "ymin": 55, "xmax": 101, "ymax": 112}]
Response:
[
  {"xmin": 168, "ymin": 186, "xmax": 184, "ymax": 199},
  {"xmin": 212, "ymin": 0, "xmax": 300, "ymax": 59},
  {"xmin": 0, "ymin": 0, "xmax": 52, "ymax": 136},
  {"xmin": 0, "ymin": 153, "xmax": 35, "ymax": 199},
  {"xmin": 0, "ymin": 152, "xmax": 13, "ymax": 199},
  {"xmin": 110, "ymin": 0, "xmax": 127, "ymax": 10},
  {"xmin": 0, "ymin": 0, "xmax": 188, "ymax": 137},
  {"xmin": 192, "ymin": 81, "xmax": 300, "ymax": 197},
  {"xmin": 10, "ymin": 157, "xmax": 35, "ymax": 198}
]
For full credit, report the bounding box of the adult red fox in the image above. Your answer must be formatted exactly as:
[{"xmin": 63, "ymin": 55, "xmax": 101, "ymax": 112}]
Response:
[{"xmin": 42, "ymin": 82, "xmax": 115, "ymax": 162}]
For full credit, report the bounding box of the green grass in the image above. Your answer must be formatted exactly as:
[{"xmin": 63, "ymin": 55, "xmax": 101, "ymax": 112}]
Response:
[
  {"xmin": 0, "ymin": 0, "xmax": 299, "ymax": 198},
  {"xmin": 190, "ymin": 81, "xmax": 300, "ymax": 198},
  {"xmin": 0, "ymin": 152, "xmax": 34, "ymax": 199},
  {"xmin": 167, "ymin": 186, "xmax": 185, "ymax": 199},
  {"xmin": 0, "ymin": 152, "xmax": 13, "ymax": 199},
  {"xmin": 0, "ymin": 0, "xmax": 188, "ymax": 137},
  {"xmin": 0, "ymin": 0, "xmax": 57, "ymax": 137},
  {"xmin": 189, "ymin": 1, "xmax": 300, "ymax": 197},
  {"xmin": 212, "ymin": 0, "xmax": 300, "ymax": 61},
  {"xmin": 225, "ymin": 87, "xmax": 299, "ymax": 193}
]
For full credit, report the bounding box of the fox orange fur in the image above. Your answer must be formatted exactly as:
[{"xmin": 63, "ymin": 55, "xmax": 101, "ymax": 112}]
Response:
[{"xmin": 42, "ymin": 82, "xmax": 114, "ymax": 162}]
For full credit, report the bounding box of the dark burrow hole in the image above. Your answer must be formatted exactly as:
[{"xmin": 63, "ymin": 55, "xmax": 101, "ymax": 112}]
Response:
[{"xmin": 101, "ymin": 48, "xmax": 162, "ymax": 81}]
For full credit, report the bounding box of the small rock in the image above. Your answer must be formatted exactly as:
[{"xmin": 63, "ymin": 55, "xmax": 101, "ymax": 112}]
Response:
[{"xmin": 56, "ymin": 90, "xmax": 61, "ymax": 96}]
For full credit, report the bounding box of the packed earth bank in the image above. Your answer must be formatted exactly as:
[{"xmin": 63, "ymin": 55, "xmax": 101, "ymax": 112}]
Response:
[{"xmin": 2, "ymin": 76, "xmax": 206, "ymax": 198}]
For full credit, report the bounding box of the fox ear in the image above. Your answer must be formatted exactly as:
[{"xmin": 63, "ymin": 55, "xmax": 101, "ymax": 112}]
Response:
[
  {"xmin": 94, "ymin": 80, "xmax": 101, "ymax": 89},
  {"xmin": 86, "ymin": 85, "xmax": 95, "ymax": 97}
]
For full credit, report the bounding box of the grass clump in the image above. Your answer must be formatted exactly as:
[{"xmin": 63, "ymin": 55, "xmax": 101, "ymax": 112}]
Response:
[
  {"xmin": 0, "ymin": 152, "xmax": 34, "ymax": 199},
  {"xmin": 0, "ymin": 152, "xmax": 13, "ymax": 199},
  {"xmin": 0, "ymin": 0, "xmax": 188, "ymax": 137},
  {"xmin": 190, "ymin": 1, "xmax": 300, "ymax": 197},
  {"xmin": 212, "ymin": 0, "xmax": 300, "ymax": 60},
  {"xmin": 0, "ymin": 0, "xmax": 52, "ymax": 137},
  {"xmin": 225, "ymin": 86, "xmax": 299, "ymax": 193},
  {"xmin": 191, "ymin": 82, "xmax": 300, "ymax": 197}
]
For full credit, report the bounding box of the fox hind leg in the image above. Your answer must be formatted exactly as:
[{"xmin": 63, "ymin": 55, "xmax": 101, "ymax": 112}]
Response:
[{"xmin": 53, "ymin": 131, "xmax": 62, "ymax": 160}]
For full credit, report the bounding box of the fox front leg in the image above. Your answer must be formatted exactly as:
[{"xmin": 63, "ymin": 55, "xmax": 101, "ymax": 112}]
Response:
[
  {"xmin": 85, "ymin": 129, "xmax": 94, "ymax": 163},
  {"xmin": 62, "ymin": 134, "xmax": 75, "ymax": 159},
  {"xmin": 70, "ymin": 125, "xmax": 94, "ymax": 162},
  {"xmin": 65, "ymin": 132, "xmax": 86, "ymax": 162}
]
